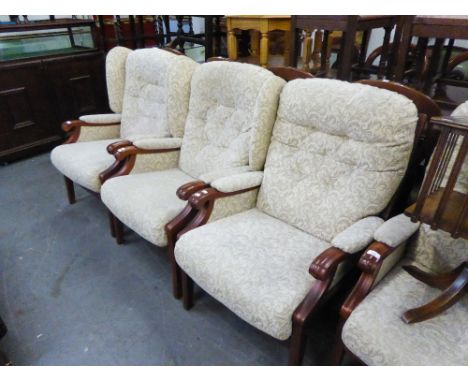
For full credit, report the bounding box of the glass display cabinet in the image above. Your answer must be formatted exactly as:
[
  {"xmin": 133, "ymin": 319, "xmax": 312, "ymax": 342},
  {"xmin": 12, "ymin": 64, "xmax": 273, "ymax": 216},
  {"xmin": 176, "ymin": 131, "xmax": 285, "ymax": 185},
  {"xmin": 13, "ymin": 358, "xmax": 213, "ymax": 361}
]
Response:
[{"xmin": 0, "ymin": 19, "xmax": 108, "ymax": 162}]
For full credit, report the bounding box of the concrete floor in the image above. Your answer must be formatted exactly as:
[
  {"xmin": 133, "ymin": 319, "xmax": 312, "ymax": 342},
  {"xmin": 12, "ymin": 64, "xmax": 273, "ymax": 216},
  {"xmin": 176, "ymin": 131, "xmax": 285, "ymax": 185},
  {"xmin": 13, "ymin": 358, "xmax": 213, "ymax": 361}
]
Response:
[{"xmin": 0, "ymin": 153, "xmax": 339, "ymax": 365}]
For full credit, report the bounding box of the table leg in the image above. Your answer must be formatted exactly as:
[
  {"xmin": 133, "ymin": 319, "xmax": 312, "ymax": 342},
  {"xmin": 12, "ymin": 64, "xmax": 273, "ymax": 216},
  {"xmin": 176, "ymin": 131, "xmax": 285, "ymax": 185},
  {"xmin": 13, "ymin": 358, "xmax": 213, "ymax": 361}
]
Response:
[
  {"xmin": 302, "ymin": 30, "xmax": 312, "ymax": 71},
  {"xmin": 283, "ymin": 30, "xmax": 291, "ymax": 66},
  {"xmin": 260, "ymin": 32, "xmax": 269, "ymax": 67},
  {"xmin": 227, "ymin": 30, "xmax": 238, "ymax": 61},
  {"xmin": 402, "ymin": 263, "xmax": 468, "ymax": 324}
]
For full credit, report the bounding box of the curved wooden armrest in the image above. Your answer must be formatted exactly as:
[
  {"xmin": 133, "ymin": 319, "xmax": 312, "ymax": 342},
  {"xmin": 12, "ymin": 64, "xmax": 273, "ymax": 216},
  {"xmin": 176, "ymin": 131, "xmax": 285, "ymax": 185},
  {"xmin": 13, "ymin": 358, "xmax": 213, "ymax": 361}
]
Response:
[
  {"xmin": 358, "ymin": 241, "xmax": 395, "ymax": 274},
  {"xmin": 99, "ymin": 144, "xmax": 181, "ymax": 184},
  {"xmin": 309, "ymin": 247, "xmax": 348, "ymax": 281},
  {"xmin": 339, "ymin": 241, "xmax": 396, "ymax": 321},
  {"xmin": 61, "ymin": 119, "xmax": 122, "ymax": 144},
  {"xmin": 176, "ymin": 181, "xmax": 208, "ymax": 201},
  {"xmin": 113, "ymin": 145, "xmax": 180, "ymax": 161},
  {"xmin": 188, "ymin": 185, "xmax": 259, "ymax": 210},
  {"xmin": 106, "ymin": 140, "xmax": 132, "ymax": 154}
]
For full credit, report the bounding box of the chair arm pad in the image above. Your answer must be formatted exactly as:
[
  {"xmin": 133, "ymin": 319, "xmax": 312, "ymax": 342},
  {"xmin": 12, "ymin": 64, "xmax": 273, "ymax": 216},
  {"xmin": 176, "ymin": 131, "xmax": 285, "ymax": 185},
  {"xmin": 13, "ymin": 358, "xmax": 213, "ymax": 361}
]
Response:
[
  {"xmin": 210, "ymin": 171, "xmax": 264, "ymax": 193},
  {"xmin": 79, "ymin": 113, "xmax": 122, "ymax": 124},
  {"xmin": 331, "ymin": 217, "xmax": 384, "ymax": 254},
  {"xmin": 373, "ymin": 213, "xmax": 420, "ymax": 247},
  {"xmin": 132, "ymin": 137, "xmax": 183, "ymax": 150},
  {"xmin": 199, "ymin": 166, "xmax": 252, "ymax": 184}
]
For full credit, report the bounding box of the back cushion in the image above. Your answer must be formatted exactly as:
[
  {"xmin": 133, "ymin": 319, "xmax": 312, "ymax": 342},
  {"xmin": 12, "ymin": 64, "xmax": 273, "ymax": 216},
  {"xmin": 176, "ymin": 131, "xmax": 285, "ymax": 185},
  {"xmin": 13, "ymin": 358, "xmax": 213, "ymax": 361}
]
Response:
[
  {"xmin": 120, "ymin": 48, "xmax": 198, "ymax": 139},
  {"xmin": 178, "ymin": 61, "xmax": 285, "ymax": 178},
  {"xmin": 257, "ymin": 79, "xmax": 418, "ymax": 242},
  {"xmin": 106, "ymin": 46, "xmax": 131, "ymax": 113}
]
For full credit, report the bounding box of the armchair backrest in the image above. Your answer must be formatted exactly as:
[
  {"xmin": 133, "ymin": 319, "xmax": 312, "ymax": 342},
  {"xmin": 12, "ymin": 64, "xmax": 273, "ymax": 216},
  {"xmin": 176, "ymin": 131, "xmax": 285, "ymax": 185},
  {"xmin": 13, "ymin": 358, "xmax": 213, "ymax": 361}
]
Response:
[
  {"xmin": 120, "ymin": 48, "xmax": 198, "ymax": 140},
  {"xmin": 257, "ymin": 78, "xmax": 419, "ymax": 242},
  {"xmin": 408, "ymin": 100, "xmax": 468, "ymax": 272},
  {"xmin": 178, "ymin": 61, "xmax": 286, "ymax": 178},
  {"xmin": 105, "ymin": 46, "xmax": 132, "ymax": 113}
]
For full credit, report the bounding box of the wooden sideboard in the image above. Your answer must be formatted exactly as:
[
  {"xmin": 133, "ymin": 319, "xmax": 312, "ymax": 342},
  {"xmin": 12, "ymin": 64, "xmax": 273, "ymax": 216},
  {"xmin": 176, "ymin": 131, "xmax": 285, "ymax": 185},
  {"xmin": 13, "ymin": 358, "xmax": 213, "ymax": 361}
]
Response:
[{"xmin": 0, "ymin": 19, "xmax": 109, "ymax": 162}]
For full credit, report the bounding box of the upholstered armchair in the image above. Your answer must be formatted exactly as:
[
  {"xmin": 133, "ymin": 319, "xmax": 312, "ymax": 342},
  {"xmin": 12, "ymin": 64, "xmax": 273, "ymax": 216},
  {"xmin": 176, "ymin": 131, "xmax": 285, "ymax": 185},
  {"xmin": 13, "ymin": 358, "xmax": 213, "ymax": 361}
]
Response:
[
  {"xmin": 173, "ymin": 78, "xmax": 441, "ymax": 365},
  {"xmin": 100, "ymin": 61, "xmax": 287, "ymax": 295},
  {"xmin": 50, "ymin": 47, "xmax": 197, "ymax": 202},
  {"xmin": 336, "ymin": 101, "xmax": 468, "ymax": 366}
]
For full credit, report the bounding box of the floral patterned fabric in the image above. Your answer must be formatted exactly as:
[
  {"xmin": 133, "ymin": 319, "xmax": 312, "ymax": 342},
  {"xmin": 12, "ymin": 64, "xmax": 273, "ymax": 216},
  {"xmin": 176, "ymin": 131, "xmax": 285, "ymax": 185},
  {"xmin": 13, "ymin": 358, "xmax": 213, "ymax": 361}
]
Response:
[
  {"xmin": 257, "ymin": 79, "xmax": 418, "ymax": 243},
  {"xmin": 101, "ymin": 168, "xmax": 196, "ymax": 246},
  {"xmin": 331, "ymin": 216, "xmax": 384, "ymax": 253},
  {"xmin": 76, "ymin": 125, "xmax": 121, "ymax": 143},
  {"xmin": 210, "ymin": 171, "xmax": 264, "ymax": 193},
  {"xmin": 175, "ymin": 208, "xmax": 331, "ymax": 340},
  {"xmin": 105, "ymin": 47, "xmax": 131, "ymax": 113},
  {"xmin": 50, "ymin": 139, "xmax": 119, "ymax": 192},
  {"xmin": 120, "ymin": 48, "xmax": 198, "ymax": 139},
  {"xmin": 132, "ymin": 137, "xmax": 183, "ymax": 150},
  {"xmin": 342, "ymin": 262, "xmax": 468, "ymax": 365},
  {"xmin": 373, "ymin": 213, "xmax": 421, "ymax": 248},
  {"xmin": 178, "ymin": 61, "xmax": 285, "ymax": 178}
]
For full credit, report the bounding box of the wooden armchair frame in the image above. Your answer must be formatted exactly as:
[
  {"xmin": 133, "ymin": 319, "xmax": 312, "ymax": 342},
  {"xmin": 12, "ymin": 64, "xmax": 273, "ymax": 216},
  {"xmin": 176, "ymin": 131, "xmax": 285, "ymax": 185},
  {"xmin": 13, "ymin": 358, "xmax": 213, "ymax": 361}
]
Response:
[
  {"xmin": 58, "ymin": 46, "xmax": 186, "ymax": 204},
  {"xmin": 166, "ymin": 79, "xmax": 442, "ymax": 365}
]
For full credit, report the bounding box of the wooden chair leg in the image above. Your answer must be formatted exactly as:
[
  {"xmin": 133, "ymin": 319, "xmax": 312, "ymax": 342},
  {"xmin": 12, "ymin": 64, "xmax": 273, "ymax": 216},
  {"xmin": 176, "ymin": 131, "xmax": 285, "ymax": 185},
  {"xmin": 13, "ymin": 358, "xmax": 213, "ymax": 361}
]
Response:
[
  {"xmin": 63, "ymin": 176, "xmax": 76, "ymax": 204},
  {"xmin": 182, "ymin": 271, "xmax": 194, "ymax": 310},
  {"xmin": 108, "ymin": 211, "xmax": 116, "ymax": 238},
  {"xmin": 288, "ymin": 319, "xmax": 307, "ymax": 366},
  {"xmin": 329, "ymin": 321, "xmax": 346, "ymax": 365},
  {"xmin": 114, "ymin": 216, "xmax": 124, "ymax": 245},
  {"xmin": 402, "ymin": 266, "xmax": 468, "ymax": 324},
  {"xmin": 0, "ymin": 350, "xmax": 11, "ymax": 366}
]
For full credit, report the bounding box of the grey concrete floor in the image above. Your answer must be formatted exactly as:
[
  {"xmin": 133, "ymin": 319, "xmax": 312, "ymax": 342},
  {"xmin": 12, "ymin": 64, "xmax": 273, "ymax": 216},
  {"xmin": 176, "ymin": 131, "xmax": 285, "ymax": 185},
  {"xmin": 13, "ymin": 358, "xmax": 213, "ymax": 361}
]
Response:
[{"xmin": 0, "ymin": 153, "xmax": 338, "ymax": 365}]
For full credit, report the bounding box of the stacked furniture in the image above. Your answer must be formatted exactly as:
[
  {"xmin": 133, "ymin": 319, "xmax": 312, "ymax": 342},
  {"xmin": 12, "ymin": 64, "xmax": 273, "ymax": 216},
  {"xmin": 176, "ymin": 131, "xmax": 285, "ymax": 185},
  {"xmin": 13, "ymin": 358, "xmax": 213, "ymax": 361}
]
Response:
[{"xmin": 50, "ymin": 46, "xmax": 455, "ymax": 365}]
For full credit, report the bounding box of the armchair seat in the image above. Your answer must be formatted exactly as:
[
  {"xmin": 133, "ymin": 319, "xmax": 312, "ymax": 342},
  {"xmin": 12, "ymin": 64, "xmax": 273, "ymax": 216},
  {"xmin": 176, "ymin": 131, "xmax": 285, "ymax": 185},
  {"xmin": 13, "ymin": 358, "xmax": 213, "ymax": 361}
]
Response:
[
  {"xmin": 101, "ymin": 169, "xmax": 196, "ymax": 246},
  {"xmin": 175, "ymin": 208, "xmax": 332, "ymax": 341},
  {"xmin": 51, "ymin": 139, "xmax": 119, "ymax": 192},
  {"xmin": 342, "ymin": 262, "xmax": 468, "ymax": 366}
]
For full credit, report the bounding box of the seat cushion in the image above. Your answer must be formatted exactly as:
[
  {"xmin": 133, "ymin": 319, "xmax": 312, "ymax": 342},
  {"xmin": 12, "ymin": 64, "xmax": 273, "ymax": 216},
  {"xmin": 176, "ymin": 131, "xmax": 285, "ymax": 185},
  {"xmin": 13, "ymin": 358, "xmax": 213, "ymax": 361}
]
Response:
[
  {"xmin": 50, "ymin": 139, "xmax": 118, "ymax": 192},
  {"xmin": 100, "ymin": 168, "xmax": 195, "ymax": 246},
  {"xmin": 342, "ymin": 263, "xmax": 468, "ymax": 365},
  {"xmin": 257, "ymin": 79, "xmax": 418, "ymax": 242},
  {"xmin": 175, "ymin": 208, "xmax": 331, "ymax": 340}
]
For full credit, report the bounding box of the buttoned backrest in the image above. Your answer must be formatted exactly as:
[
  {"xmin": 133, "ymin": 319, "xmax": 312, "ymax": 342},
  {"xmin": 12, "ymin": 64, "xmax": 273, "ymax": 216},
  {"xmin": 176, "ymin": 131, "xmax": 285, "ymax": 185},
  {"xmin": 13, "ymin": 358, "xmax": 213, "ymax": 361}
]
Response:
[
  {"xmin": 178, "ymin": 61, "xmax": 285, "ymax": 178},
  {"xmin": 257, "ymin": 79, "xmax": 419, "ymax": 242},
  {"xmin": 120, "ymin": 48, "xmax": 198, "ymax": 139},
  {"xmin": 409, "ymin": 100, "xmax": 468, "ymax": 272},
  {"xmin": 106, "ymin": 46, "xmax": 132, "ymax": 113}
]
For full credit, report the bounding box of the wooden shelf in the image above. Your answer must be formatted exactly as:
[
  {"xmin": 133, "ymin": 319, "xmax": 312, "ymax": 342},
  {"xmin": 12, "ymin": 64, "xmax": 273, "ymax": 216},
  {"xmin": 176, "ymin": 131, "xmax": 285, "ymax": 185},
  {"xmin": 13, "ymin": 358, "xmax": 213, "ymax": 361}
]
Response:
[{"xmin": 405, "ymin": 189, "xmax": 468, "ymax": 239}]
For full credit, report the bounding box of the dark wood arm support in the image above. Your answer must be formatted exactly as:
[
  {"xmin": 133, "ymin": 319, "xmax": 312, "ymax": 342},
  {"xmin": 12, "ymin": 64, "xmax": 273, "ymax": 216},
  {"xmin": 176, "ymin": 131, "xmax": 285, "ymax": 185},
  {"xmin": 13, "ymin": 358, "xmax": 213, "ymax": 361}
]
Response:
[
  {"xmin": 98, "ymin": 144, "xmax": 180, "ymax": 184},
  {"xmin": 61, "ymin": 119, "xmax": 121, "ymax": 144},
  {"xmin": 176, "ymin": 181, "xmax": 208, "ymax": 200},
  {"xmin": 339, "ymin": 241, "xmax": 396, "ymax": 321},
  {"xmin": 165, "ymin": 183, "xmax": 259, "ymax": 299},
  {"xmin": 106, "ymin": 140, "xmax": 132, "ymax": 154},
  {"xmin": 289, "ymin": 247, "xmax": 351, "ymax": 365}
]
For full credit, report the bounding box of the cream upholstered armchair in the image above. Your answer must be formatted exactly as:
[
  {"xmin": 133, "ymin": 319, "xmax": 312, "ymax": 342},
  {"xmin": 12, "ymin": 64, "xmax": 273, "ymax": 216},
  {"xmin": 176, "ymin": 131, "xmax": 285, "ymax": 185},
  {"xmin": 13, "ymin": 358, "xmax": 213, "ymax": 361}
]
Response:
[
  {"xmin": 50, "ymin": 47, "xmax": 197, "ymax": 202},
  {"xmin": 336, "ymin": 101, "xmax": 468, "ymax": 366},
  {"xmin": 173, "ymin": 78, "xmax": 441, "ymax": 365},
  {"xmin": 100, "ymin": 61, "xmax": 287, "ymax": 295}
]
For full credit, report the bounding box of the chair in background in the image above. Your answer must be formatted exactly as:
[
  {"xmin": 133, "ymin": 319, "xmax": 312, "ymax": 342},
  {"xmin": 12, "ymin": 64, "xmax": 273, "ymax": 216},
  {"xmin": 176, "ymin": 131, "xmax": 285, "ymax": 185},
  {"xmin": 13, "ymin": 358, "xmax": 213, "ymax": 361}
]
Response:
[
  {"xmin": 50, "ymin": 47, "xmax": 197, "ymax": 202},
  {"xmin": 173, "ymin": 79, "xmax": 440, "ymax": 365},
  {"xmin": 290, "ymin": 16, "xmax": 398, "ymax": 80},
  {"xmin": 336, "ymin": 101, "xmax": 468, "ymax": 366}
]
